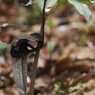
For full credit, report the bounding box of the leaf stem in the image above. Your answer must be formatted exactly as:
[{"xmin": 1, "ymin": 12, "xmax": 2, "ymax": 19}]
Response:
[{"xmin": 29, "ymin": 0, "xmax": 47, "ymax": 95}]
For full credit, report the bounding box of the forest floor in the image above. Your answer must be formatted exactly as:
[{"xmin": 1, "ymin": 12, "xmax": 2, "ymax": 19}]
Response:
[{"xmin": 0, "ymin": 1, "xmax": 95, "ymax": 95}]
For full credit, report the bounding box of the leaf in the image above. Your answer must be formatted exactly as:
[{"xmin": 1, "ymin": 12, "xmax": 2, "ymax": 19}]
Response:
[
  {"xmin": 45, "ymin": 0, "xmax": 58, "ymax": 13},
  {"xmin": 67, "ymin": 0, "xmax": 92, "ymax": 23},
  {"xmin": 41, "ymin": 0, "xmax": 94, "ymax": 17},
  {"xmin": 54, "ymin": 82, "xmax": 61, "ymax": 90},
  {"xmin": 0, "ymin": 23, "xmax": 17, "ymax": 27},
  {"xmin": 68, "ymin": 83, "xmax": 83, "ymax": 93},
  {"xmin": 0, "ymin": 41, "xmax": 10, "ymax": 50},
  {"xmin": 20, "ymin": 0, "xmax": 60, "ymax": 15},
  {"xmin": 75, "ymin": 0, "xmax": 92, "ymax": 3},
  {"xmin": 0, "ymin": 23, "xmax": 8, "ymax": 27},
  {"xmin": 59, "ymin": 90, "xmax": 64, "ymax": 93},
  {"xmin": 59, "ymin": 0, "xmax": 92, "ymax": 4},
  {"xmin": 46, "ymin": 20, "xmax": 53, "ymax": 27},
  {"xmin": 90, "ymin": 0, "xmax": 95, "ymax": 3},
  {"xmin": 47, "ymin": 40, "xmax": 56, "ymax": 52},
  {"xmin": 21, "ymin": 0, "xmax": 94, "ymax": 16},
  {"xmin": 76, "ymin": 82, "xmax": 83, "ymax": 86},
  {"xmin": 21, "ymin": 0, "xmax": 36, "ymax": 6},
  {"xmin": 35, "ymin": 0, "xmax": 58, "ymax": 13},
  {"xmin": 22, "ymin": 0, "xmax": 58, "ymax": 13},
  {"xmin": 68, "ymin": 87, "xmax": 75, "ymax": 93},
  {"xmin": 68, "ymin": 86, "xmax": 80, "ymax": 93},
  {"xmin": 80, "ymin": 34, "xmax": 87, "ymax": 42}
]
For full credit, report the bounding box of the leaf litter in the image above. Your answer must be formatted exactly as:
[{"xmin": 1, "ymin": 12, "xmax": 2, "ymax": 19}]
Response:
[{"xmin": 0, "ymin": 0, "xmax": 95, "ymax": 95}]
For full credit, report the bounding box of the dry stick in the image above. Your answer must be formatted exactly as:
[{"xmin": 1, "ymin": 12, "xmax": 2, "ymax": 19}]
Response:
[{"xmin": 29, "ymin": 0, "xmax": 47, "ymax": 95}]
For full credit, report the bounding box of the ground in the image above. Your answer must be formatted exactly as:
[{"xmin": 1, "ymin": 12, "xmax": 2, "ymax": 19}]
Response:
[{"xmin": 0, "ymin": 0, "xmax": 95, "ymax": 95}]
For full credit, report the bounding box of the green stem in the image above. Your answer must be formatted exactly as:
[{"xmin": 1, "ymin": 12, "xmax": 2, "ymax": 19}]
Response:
[
  {"xmin": 29, "ymin": 0, "xmax": 47, "ymax": 95},
  {"xmin": 29, "ymin": 17, "xmax": 47, "ymax": 95},
  {"xmin": 29, "ymin": 50, "xmax": 40, "ymax": 95}
]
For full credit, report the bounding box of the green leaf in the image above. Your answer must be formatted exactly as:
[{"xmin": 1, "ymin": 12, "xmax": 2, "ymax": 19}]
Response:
[
  {"xmin": 21, "ymin": 0, "xmax": 58, "ymax": 12},
  {"xmin": 74, "ymin": 86, "xmax": 80, "ymax": 90},
  {"xmin": 21, "ymin": 1, "xmax": 36, "ymax": 6},
  {"xmin": 0, "ymin": 23, "xmax": 17, "ymax": 27},
  {"xmin": 45, "ymin": 0, "xmax": 58, "ymax": 13},
  {"xmin": 75, "ymin": 0, "xmax": 92, "ymax": 3},
  {"xmin": 54, "ymin": 82, "xmax": 61, "ymax": 90},
  {"xmin": 59, "ymin": 90, "xmax": 64, "ymax": 93},
  {"xmin": 67, "ymin": 0, "xmax": 92, "ymax": 23},
  {"xmin": 21, "ymin": 0, "xmax": 94, "ymax": 16},
  {"xmin": 80, "ymin": 34, "xmax": 87, "ymax": 42},
  {"xmin": 90, "ymin": 0, "xmax": 95, "ymax": 3},
  {"xmin": 37, "ymin": 93, "xmax": 41, "ymax": 95},
  {"xmin": 36, "ymin": 0, "xmax": 58, "ymax": 13},
  {"xmin": 68, "ymin": 87, "xmax": 74, "ymax": 93},
  {"xmin": 68, "ymin": 82, "xmax": 83, "ymax": 93},
  {"xmin": 36, "ymin": 0, "xmax": 44, "ymax": 11},
  {"xmin": 59, "ymin": 0, "xmax": 92, "ymax": 4},
  {"xmin": 68, "ymin": 86, "xmax": 80, "ymax": 93},
  {"xmin": 0, "ymin": 23, "xmax": 8, "ymax": 27},
  {"xmin": 0, "ymin": 41, "xmax": 10, "ymax": 50},
  {"xmin": 47, "ymin": 40, "xmax": 56, "ymax": 52},
  {"xmin": 46, "ymin": 20, "xmax": 53, "ymax": 27},
  {"xmin": 76, "ymin": 82, "xmax": 83, "ymax": 86}
]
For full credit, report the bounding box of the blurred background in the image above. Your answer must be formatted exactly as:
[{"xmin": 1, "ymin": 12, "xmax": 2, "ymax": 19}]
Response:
[{"xmin": 0, "ymin": 0, "xmax": 95, "ymax": 95}]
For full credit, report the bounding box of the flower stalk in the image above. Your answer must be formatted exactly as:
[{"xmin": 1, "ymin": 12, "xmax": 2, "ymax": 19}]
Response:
[{"xmin": 29, "ymin": 0, "xmax": 47, "ymax": 95}]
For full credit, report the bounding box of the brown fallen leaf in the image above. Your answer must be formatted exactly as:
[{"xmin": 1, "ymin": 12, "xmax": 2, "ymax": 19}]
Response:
[
  {"xmin": 55, "ymin": 43, "xmax": 76, "ymax": 74},
  {"xmin": 75, "ymin": 47, "xmax": 95, "ymax": 60}
]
